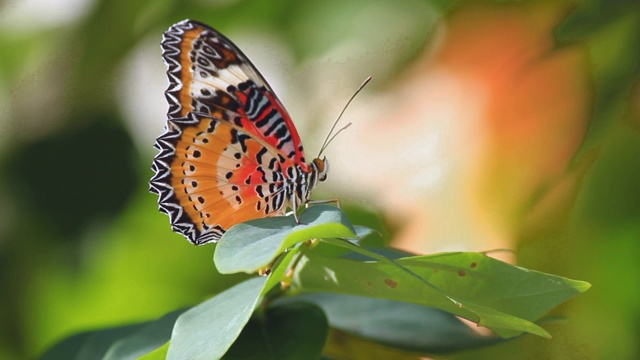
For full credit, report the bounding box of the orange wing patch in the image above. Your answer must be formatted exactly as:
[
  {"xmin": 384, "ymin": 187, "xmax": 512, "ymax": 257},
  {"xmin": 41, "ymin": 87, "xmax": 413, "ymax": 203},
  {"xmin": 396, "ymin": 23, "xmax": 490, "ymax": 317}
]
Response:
[{"xmin": 151, "ymin": 112, "xmax": 291, "ymax": 244}]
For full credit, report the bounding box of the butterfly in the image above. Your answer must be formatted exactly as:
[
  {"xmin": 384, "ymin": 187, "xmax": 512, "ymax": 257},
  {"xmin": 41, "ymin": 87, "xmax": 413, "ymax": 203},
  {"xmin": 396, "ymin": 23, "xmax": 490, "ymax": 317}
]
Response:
[{"xmin": 150, "ymin": 19, "xmax": 329, "ymax": 245}]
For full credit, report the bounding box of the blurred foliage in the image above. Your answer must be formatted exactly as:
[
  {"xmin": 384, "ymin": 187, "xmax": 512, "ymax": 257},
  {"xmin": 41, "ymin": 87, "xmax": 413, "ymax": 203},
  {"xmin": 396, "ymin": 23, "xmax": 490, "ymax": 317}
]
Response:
[
  {"xmin": 0, "ymin": 0, "xmax": 638, "ymax": 359},
  {"xmin": 3, "ymin": 115, "xmax": 137, "ymax": 239}
]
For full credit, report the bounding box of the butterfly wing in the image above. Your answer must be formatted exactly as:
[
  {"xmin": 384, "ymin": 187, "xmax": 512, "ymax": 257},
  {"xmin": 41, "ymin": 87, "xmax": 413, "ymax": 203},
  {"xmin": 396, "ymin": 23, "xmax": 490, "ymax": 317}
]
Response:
[
  {"xmin": 152, "ymin": 19, "xmax": 318, "ymax": 245},
  {"xmin": 161, "ymin": 19, "xmax": 308, "ymax": 168},
  {"xmin": 150, "ymin": 112, "xmax": 292, "ymax": 245}
]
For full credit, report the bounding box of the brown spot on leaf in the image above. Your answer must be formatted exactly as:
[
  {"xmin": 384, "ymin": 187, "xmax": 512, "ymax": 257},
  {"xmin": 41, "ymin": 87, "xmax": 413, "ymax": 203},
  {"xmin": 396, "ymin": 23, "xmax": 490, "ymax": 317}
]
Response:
[
  {"xmin": 458, "ymin": 270, "xmax": 466, "ymax": 277},
  {"xmin": 384, "ymin": 279, "xmax": 397, "ymax": 288},
  {"xmin": 470, "ymin": 262, "xmax": 477, "ymax": 268}
]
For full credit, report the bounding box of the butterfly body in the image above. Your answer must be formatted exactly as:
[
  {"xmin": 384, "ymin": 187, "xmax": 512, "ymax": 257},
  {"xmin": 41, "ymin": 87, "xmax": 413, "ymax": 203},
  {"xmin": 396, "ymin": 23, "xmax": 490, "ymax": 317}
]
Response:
[{"xmin": 150, "ymin": 20, "xmax": 328, "ymax": 245}]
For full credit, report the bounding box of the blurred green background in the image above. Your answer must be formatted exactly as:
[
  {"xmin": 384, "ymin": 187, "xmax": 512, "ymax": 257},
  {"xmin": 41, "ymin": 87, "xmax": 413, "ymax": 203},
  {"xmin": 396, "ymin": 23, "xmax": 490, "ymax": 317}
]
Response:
[{"xmin": 0, "ymin": 0, "xmax": 639, "ymax": 359}]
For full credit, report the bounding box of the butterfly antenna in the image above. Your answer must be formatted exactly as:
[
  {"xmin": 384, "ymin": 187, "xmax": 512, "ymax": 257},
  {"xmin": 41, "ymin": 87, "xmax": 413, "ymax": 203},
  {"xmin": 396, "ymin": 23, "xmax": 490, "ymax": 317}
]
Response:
[
  {"xmin": 320, "ymin": 122, "xmax": 352, "ymax": 155},
  {"xmin": 318, "ymin": 76, "xmax": 372, "ymax": 157}
]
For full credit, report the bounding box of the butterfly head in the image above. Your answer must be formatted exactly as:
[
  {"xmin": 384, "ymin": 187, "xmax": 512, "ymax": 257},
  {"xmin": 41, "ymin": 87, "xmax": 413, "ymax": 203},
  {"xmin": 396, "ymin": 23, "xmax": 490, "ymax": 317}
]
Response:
[{"xmin": 312, "ymin": 157, "xmax": 329, "ymax": 182}]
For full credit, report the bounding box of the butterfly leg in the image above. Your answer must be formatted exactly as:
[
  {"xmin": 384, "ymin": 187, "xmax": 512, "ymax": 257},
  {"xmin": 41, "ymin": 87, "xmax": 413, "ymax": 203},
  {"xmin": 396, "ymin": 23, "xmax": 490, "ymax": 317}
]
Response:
[
  {"xmin": 289, "ymin": 191, "xmax": 302, "ymax": 224},
  {"xmin": 284, "ymin": 209, "xmax": 301, "ymax": 224},
  {"xmin": 305, "ymin": 198, "xmax": 341, "ymax": 209}
]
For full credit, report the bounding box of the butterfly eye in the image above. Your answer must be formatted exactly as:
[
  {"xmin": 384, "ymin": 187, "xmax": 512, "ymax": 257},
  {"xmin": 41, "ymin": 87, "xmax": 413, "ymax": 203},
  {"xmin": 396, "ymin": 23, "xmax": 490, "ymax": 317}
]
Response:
[{"xmin": 313, "ymin": 157, "xmax": 329, "ymax": 182}]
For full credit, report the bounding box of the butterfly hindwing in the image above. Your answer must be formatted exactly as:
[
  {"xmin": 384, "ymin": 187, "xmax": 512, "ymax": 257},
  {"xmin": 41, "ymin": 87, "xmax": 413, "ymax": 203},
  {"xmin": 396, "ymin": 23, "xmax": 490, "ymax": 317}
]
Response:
[
  {"xmin": 161, "ymin": 19, "xmax": 307, "ymax": 167},
  {"xmin": 150, "ymin": 112, "xmax": 293, "ymax": 244}
]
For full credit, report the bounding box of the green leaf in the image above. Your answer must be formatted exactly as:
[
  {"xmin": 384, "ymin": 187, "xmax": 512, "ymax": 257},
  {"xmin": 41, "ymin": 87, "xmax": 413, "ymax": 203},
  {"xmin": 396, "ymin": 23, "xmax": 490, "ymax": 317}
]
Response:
[
  {"xmin": 398, "ymin": 253, "xmax": 591, "ymax": 322},
  {"xmin": 223, "ymin": 302, "xmax": 328, "ymax": 359},
  {"xmin": 278, "ymin": 293, "xmax": 502, "ymax": 354},
  {"xmin": 138, "ymin": 341, "xmax": 169, "ymax": 360},
  {"xmin": 40, "ymin": 309, "xmax": 185, "ymax": 360},
  {"xmin": 214, "ymin": 205, "xmax": 356, "ymax": 274},
  {"xmin": 352, "ymin": 225, "xmax": 379, "ymax": 242},
  {"xmin": 103, "ymin": 309, "xmax": 184, "ymax": 360},
  {"xmin": 167, "ymin": 277, "xmax": 268, "ymax": 360},
  {"xmin": 291, "ymin": 251, "xmax": 590, "ymax": 338},
  {"xmin": 40, "ymin": 324, "xmax": 145, "ymax": 360}
]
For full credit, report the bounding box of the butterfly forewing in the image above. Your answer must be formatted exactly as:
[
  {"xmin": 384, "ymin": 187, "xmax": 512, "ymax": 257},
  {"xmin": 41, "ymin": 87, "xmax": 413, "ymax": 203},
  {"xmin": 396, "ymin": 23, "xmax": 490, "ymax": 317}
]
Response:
[{"xmin": 161, "ymin": 19, "xmax": 307, "ymax": 165}]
